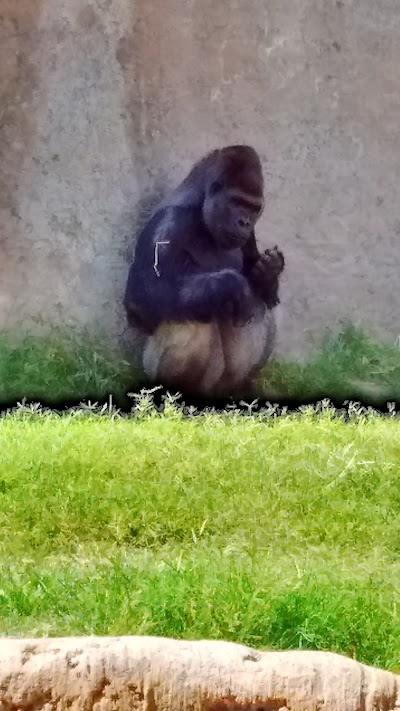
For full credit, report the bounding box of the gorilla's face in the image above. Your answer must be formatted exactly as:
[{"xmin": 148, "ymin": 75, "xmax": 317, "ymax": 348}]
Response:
[{"xmin": 202, "ymin": 174, "xmax": 264, "ymax": 249}]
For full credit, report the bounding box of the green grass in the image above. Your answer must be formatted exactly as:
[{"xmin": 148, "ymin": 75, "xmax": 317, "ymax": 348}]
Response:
[
  {"xmin": 0, "ymin": 402, "xmax": 400, "ymax": 671},
  {"xmin": 262, "ymin": 324, "xmax": 400, "ymax": 404},
  {"xmin": 0, "ymin": 323, "xmax": 399, "ymax": 406},
  {"xmin": 1, "ymin": 324, "xmax": 400, "ymax": 669},
  {"xmin": 0, "ymin": 328, "xmax": 141, "ymax": 406}
]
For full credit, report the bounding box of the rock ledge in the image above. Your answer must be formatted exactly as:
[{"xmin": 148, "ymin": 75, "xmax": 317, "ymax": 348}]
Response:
[{"xmin": 0, "ymin": 635, "xmax": 399, "ymax": 710}]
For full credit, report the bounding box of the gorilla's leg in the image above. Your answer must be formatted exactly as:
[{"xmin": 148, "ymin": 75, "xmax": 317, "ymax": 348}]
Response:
[
  {"xmin": 216, "ymin": 304, "xmax": 277, "ymax": 396},
  {"xmin": 142, "ymin": 304, "xmax": 277, "ymax": 398},
  {"xmin": 142, "ymin": 321, "xmax": 225, "ymax": 395}
]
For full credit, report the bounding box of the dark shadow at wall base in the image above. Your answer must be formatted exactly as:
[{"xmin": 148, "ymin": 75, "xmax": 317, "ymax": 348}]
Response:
[
  {"xmin": 1, "ymin": 323, "xmax": 399, "ymax": 416},
  {"xmin": 137, "ymin": 386, "xmax": 399, "ymax": 417},
  {"xmin": 1, "ymin": 385, "xmax": 398, "ymax": 418}
]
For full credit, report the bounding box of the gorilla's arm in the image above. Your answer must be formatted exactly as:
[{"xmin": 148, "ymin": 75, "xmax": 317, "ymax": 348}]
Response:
[
  {"xmin": 124, "ymin": 209, "xmax": 253, "ymax": 333},
  {"xmin": 241, "ymin": 230, "xmax": 261, "ymax": 271},
  {"xmin": 241, "ymin": 232, "xmax": 285, "ymax": 309}
]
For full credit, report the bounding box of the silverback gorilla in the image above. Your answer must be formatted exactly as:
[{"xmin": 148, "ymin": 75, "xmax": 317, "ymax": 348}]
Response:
[{"xmin": 124, "ymin": 145, "xmax": 285, "ymax": 397}]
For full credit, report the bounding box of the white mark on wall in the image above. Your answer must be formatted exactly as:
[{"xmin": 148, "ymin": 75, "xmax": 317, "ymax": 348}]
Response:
[
  {"xmin": 315, "ymin": 77, "xmax": 323, "ymax": 93},
  {"xmin": 330, "ymin": 91, "xmax": 339, "ymax": 110},
  {"xmin": 350, "ymin": 135, "xmax": 365, "ymax": 161},
  {"xmin": 265, "ymin": 36, "xmax": 287, "ymax": 56},
  {"xmin": 210, "ymin": 23, "xmax": 246, "ymax": 102},
  {"xmin": 334, "ymin": 218, "xmax": 351, "ymax": 235},
  {"xmin": 210, "ymin": 88, "xmax": 222, "ymax": 103},
  {"xmin": 219, "ymin": 26, "xmax": 245, "ymax": 89}
]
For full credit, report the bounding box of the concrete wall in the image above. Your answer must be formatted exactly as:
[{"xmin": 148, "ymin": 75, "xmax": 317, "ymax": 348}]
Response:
[{"xmin": 1, "ymin": 0, "xmax": 400, "ymax": 358}]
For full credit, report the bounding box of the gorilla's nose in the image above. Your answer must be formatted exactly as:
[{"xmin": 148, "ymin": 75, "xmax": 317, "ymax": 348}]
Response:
[{"xmin": 238, "ymin": 216, "xmax": 251, "ymax": 229}]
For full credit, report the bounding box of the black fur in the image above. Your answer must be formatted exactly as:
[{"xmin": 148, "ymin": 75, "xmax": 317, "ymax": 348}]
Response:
[
  {"xmin": 124, "ymin": 206, "xmax": 263, "ymax": 333},
  {"xmin": 124, "ymin": 146, "xmax": 284, "ymax": 384},
  {"xmin": 123, "ymin": 145, "xmax": 286, "ymax": 398},
  {"xmin": 124, "ymin": 145, "xmax": 284, "ymax": 336}
]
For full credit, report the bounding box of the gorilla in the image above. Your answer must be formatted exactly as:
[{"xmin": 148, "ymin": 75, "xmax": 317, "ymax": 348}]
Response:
[{"xmin": 123, "ymin": 145, "xmax": 285, "ymax": 397}]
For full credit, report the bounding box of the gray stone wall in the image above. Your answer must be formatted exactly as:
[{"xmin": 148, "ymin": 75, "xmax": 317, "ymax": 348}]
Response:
[{"xmin": 1, "ymin": 0, "xmax": 400, "ymax": 357}]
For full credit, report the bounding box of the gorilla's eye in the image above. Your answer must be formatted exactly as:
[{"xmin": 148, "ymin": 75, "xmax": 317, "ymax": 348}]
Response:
[
  {"xmin": 209, "ymin": 181, "xmax": 223, "ymax": 196},
  {"xmin": 232, "ymin": 196, "xmax": 263, "ymax": 218}
]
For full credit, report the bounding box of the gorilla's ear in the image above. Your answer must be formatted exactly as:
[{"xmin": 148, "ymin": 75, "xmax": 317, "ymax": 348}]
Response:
[{"xmin": 209, "ymin": 180, "xmax": 224, "ymax": 197}]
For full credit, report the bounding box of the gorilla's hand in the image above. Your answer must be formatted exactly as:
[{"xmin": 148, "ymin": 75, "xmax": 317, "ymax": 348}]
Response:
[
  {"xmin": 250, "ymin": 246, "xmax": 285, "ymax": 284},
  {"xmin": 247, "ymin": 245, "xmax": 285, "ymax": 309}
]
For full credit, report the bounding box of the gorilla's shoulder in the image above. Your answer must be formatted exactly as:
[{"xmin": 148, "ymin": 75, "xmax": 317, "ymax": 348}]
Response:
[{"xmin": 142, "ymin": 204, "xmax": 204, "ymax": 243}]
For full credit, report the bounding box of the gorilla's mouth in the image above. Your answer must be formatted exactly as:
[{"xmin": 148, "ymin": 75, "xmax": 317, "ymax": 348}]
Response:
[{"xmin": 222, "ymin": 231, "xmax": 248, "ymax": 249}]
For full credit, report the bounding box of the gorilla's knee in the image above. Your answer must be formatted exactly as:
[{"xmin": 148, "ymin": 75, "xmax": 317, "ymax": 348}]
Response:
[
  {"xmin": 143, "ymin": 321, "xmax": 225, "ymax": 394},
  {"xmin": 218, "ymin": 307, "xmax": 277, "ymax": 392}
]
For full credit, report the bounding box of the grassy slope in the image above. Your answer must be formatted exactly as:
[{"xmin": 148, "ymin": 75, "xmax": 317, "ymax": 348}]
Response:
[
  {"xmin": 0, "ymin": 404, "xmax": 400, "ymax": 671},
  {"xmin": 263, "ymin": 324, "xmax": 400, "ymax": 404},
  {"xmin": 0, "ymin": 324, "xmax": 399, "ymax": 406},
  {"xmin": 0, "ymin": 329, "xmax": 140, "ymax": 406}
]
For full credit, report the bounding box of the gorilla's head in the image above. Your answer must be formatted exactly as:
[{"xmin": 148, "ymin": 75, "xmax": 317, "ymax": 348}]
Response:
[{"xmin": 202, "ymin": 145, "xmax": 265, "ymax": 249}]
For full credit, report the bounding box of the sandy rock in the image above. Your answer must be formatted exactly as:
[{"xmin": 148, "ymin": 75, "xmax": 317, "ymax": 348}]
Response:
[{"xmin": 0, "ymin": 635, "xmax": 399, "ymax": 710}]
